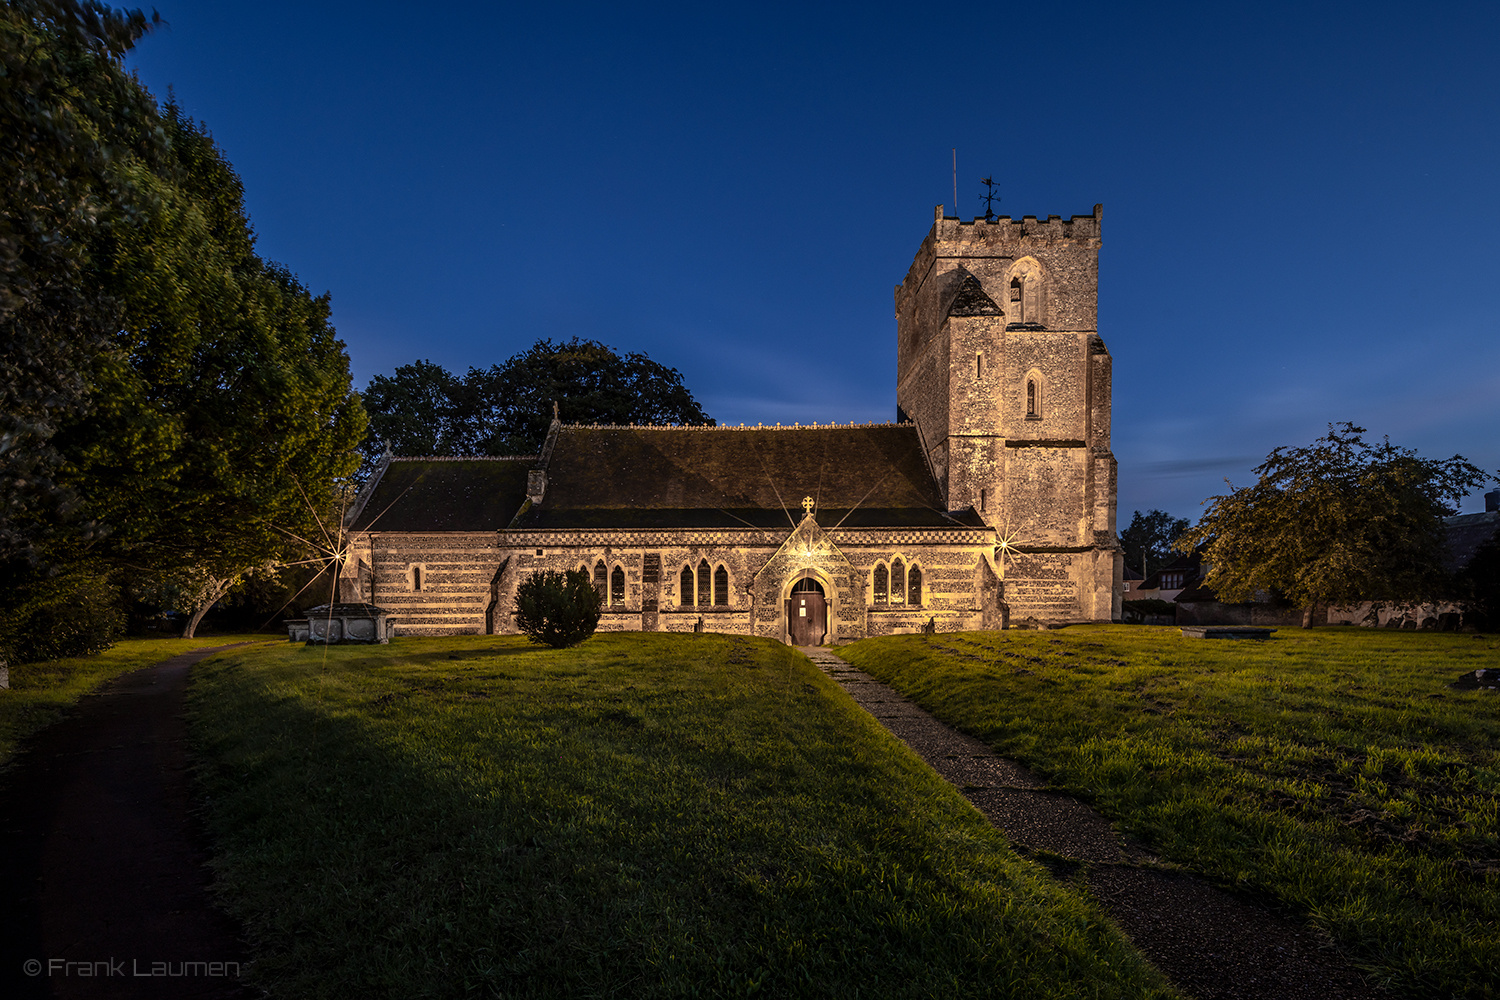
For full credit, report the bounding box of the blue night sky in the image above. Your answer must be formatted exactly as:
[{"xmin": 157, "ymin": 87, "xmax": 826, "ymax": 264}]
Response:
[{"xmin": 124, "ymin": 1, "xmax": 1500, "ymax": 523}]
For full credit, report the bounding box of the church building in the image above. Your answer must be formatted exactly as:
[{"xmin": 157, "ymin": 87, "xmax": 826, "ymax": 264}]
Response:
[{"xmin": 342, "ymin": 205, "xmax": 1122, "ymax": 641}]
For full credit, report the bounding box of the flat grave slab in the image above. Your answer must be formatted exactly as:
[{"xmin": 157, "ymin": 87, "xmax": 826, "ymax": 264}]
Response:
[{"xmin": 1180, "ymin": 626, "xmax": 1278, "ymax": 640}]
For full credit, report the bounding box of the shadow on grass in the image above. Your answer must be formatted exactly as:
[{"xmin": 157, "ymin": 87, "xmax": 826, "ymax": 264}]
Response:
[{"xmin": 190, "ymin": 636, "xmax": 1179, "ymax": 1000}]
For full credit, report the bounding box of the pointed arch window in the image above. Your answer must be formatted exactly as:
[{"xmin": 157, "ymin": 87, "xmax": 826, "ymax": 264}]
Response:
[
  {"xmin": 873, "ymin": 564, "xmax": 889, "ymax": 604},
  {"xmin": 610, "ymin": 566, "xmax": 625, "ymax": 605},
  {"xmin": 714, "ymin": 565, "xmax": 728, "ymax": 606},
  {"xmin": 594, "ymin": 560, "xmax": 608, "ymax": 599},
  {"xmin": 891, "ymin": 558, "xmax": 906, "ymax": 604},
  {"xmin": 908, "ymin": 566, "xmax": 922, "ymax": 606},
  {"xmin": 1024, "ymin": 369, "xmax": 1045, "ymax": 420},
  {"xmin": 1008, "ymin": 259, "xmax": 1044, "ymax": 327},
  {"xmin": 697, "ymin": 559, "xmax": 711, "ymax": 607},
  {"xmin": 411, "ymin": 566, "xmax": 423, "ymax": 592},
  {"xmin": 680, "ymin": 566, "xmax": 695, "ymax": 607}
]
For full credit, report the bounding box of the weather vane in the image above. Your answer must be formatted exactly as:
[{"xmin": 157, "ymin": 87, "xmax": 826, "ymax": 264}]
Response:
[{"xmin": 980, "ymin": 176, "xmax": 1000, "ymax": 222}]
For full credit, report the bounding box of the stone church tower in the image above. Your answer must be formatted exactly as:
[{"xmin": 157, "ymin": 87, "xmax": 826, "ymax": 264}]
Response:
[{"xmin": 895, "ymin": 204, "xmax": 1121, "ymax": 622}]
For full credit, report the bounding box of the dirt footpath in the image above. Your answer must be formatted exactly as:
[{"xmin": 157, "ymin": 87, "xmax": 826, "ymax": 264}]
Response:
[{"xmin": 0, "ymin": 644, "xmax": 261, "ymax": 1000}]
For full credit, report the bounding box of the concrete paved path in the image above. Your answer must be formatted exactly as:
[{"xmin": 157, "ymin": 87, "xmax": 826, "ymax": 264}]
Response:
[{"xmin": 801, "ymin": 646, "xmax": 1385, "ymax": 1000}]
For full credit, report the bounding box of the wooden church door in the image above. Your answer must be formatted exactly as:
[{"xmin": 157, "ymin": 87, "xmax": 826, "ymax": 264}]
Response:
[{"xmin": 786, "ymin": 579, "xmax": 827, "ymax": 645}]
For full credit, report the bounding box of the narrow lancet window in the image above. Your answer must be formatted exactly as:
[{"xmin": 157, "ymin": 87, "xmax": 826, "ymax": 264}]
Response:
[
  {"xmin": 412, "ymin": 566, "xmax": 422, "ymax": 592},
  {"xmin": 697, "ymin": 559, "xmax": 712, "ymax": 607},
  {"xmin": 611, "ymin": 566, "xmax": 625, "ymax": 605},
  {"xmin": 595, "ymin": 560, "xmax": 608, "ymax": 599},
  {"xmin": 874, "ymin": 564, "xmax": 888, "ymax": 604},
  {"xmin": 908, "ymin": 566, "xmax": 922, "ymax": 606},
  {"xmin": 891, "ymin": 558, "xmax": 906, "ymax": 604},
  {"xmin": 714, "ymin": 566, "xmax": 728, "ymax": 606},
  {"xmin": 1027, "ymin": 380, "xmax": 1037, "ymax": 417},
  {"xmin": 680, "ymin": 566, "xmax": 695, "ymax": 607}
]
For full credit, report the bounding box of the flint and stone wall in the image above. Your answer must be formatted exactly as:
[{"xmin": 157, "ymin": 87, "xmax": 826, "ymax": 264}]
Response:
[{"xmin": 347, "ymin": 526, "xmax": 1003, "ymax": 640}]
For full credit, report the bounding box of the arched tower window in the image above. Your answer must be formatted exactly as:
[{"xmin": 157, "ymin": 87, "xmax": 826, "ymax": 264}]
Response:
[
  {"xmin": 714, "ymin": 565, "xmax": 728, "ymax": 606},
  {"xmin": 411, "ymin": 566, "xmax": 423, "ymax": 592},
  {"xmin": 1024, "ymin": 369, "xmax": 1045, "ymax": 420},
  {"xmin": 610, "ymin": 566, "xmax": 625, "ymax": 605},
  {"xmin": 908, "ymin": 566, "xmax": 923, "ymax": 606},
  {"xmin": 891, "ymin": 558, "xmax": 906, "ymax": 604},
  {"xmin": 680, "ymin": 565, "xmax": 695, "ymax": 607},
  {"xmin": 1008, "ymin": 258, "xmax": 1044, "ymax": 327},
  {"xmin": 697, "ymin": 559, "xmax": 711, "ymax": 607},
  {"xmin": 873, "ymin": 564, "xmax": 888, "ymax": 604},
  {"xmin": 594, "ymin": 560, "xmax": 608, "ymax": 599}
]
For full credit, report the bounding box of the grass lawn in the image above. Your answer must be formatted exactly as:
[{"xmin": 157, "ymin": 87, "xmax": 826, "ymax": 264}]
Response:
[
  {"xmin": 835, "ymin": 626, "xmax": 1500, "ymax": 1000},
  {"xmin": 186, "ymin": 632, "xmax": 1178, "ymax": 999},
  {"xmin": 0, "ymin": 633, "xmax": 272, "ymax": 767}
]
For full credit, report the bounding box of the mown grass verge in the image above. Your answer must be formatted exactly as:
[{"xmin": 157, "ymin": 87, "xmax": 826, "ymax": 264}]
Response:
[
  {"xmin": 0, "ymin": 634, "xmax": 269, "ymax": 767},
  {"xmin": 835, "ymin": 626, "xmax": 1500, "ymax": 999},
  {"xmin": 187, "ymin": 632, "xmax": 1179, "ymax": 999}
]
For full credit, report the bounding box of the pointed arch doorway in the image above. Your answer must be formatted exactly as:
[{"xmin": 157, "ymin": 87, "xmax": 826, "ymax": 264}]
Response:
[{"xmin": 786, "ymin": 577, "xmax": 827, "ymax": 646}]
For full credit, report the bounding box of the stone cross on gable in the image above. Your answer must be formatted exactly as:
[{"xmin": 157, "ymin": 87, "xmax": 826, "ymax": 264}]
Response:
[{"xmin": 802, "ymin": 496, "xmax": 815, "ymax": 515}]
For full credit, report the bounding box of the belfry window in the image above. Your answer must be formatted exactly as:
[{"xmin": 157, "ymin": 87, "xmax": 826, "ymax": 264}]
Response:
[
  {"xmin": 680, "ymin": 566, "xmax": 695, "ymax": 607},
  {"xmin": 610, "ymin": 566, "xmax": 625, "ymax": 605},
  {"xmin": 873, "ymin": 564, "xmax": 888, "ymax": 604},
  {"xmin": 714, "ymin": 565, "xmax": 729, "ymax": 606},
  {"xmin": 1010, "ymin": 277, "xmax": 1024, "ymax": 322},
  {"xmin": 697, "ymin": 559, "xmax": 712, "ymax": 607}
]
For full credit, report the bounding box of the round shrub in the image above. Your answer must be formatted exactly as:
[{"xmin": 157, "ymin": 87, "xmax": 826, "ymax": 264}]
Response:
[{"xmin": 513, "ymin": 568, "xmax": 602, "ymax": 648}]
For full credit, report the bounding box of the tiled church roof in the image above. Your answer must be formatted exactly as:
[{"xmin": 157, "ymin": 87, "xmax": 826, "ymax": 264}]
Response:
[
  {"xmin": 349, "ymin": 457, "xmax": 534, "ymax": 532},
  {"xmin": 350, "ymin": 424, "xmax": 980, "ymax": 533},
  {"xmin": 515, "ymin": 423, "xmax": 969, "ymax": 531}
]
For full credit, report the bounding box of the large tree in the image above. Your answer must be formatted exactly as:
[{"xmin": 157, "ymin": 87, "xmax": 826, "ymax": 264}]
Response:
[
  {"xmin": 0, "ymin": 0, "xmax": 162, "ymax": 569},
  {"xmin": 1179, "ymin": 423, "xmax": 1490, "ymax": 626},
  {"xmin": 362, "ymin": 339, "xmax": 713, "ymax": 462},
  {"xmin": 1, "ymin": 3, "xmax": 366, "ymax": 646},
  {"xmin": 1119, "ymin": 509, "xmax": 1190, "ymax": 576}
]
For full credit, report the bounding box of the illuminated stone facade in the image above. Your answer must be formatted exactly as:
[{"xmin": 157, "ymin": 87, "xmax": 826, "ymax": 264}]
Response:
[
  {"xmin": 896, "ymin": 204, "xmax": 1121, "ymax": 623},
  {"xmin": 343, "ymin": 206, "xmax": 1120, "ymax": 640}
]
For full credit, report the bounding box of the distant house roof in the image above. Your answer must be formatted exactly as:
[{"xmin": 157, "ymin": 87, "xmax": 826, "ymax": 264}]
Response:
[
  {"xmin": 1443, "ymin": 511, "xmax": 1500, "ymax": 574},
  {"xmin": 512, "ymin": 424, "xmax": 976, "ymax": 531},
  {"xmin": 1139, "ymin": 549, "xmax": 1202, "ymax": 592},
  {"xmin": 349, "ymin": 457, "xmax": 534, "ymax": 532}
]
